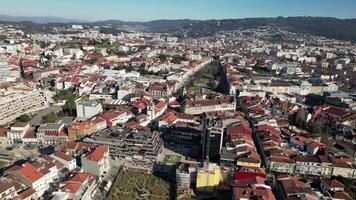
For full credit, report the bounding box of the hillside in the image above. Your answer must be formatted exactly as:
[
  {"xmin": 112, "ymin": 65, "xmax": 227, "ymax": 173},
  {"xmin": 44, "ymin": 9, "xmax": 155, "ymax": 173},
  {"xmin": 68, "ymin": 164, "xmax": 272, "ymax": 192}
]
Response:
[{"xmin": 1, "ymin": 16, "xmax": 356, "ymax": 42}]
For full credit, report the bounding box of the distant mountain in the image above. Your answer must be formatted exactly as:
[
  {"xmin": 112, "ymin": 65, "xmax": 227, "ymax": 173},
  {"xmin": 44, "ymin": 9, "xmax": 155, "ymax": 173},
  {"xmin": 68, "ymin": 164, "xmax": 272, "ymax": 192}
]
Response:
[
  {"xmin": 87, "ymin": 19, "xmax": 197, "ymax": 31},
  {"xmin": 1, "ymin": 15, "xmax": 356, "ymax": 42},
  {"xmin": 89, "ymin": 17, "xmax": 356, "ymax": 42},
  {"xmin": 172, "ymin": 17, "xmax": 356, "ymax": 42},
  {"xmin": 0, "ymin": 15, "xmax": 86, "ymax": 24}
]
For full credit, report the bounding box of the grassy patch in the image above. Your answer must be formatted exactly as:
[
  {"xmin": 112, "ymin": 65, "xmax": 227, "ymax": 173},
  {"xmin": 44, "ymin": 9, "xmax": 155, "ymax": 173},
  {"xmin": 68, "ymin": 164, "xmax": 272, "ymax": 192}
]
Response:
[
  {"xmin": 16, "ymin": 114, "xmax": 35, "ymax": 122},
  {"xmin": 43, "ymin": 112, "xmax": 65, "ymax": 123},
  {"xmin": 186, "ymin": 62, "xmax": 218, "ymax": 92},
  {"xmin": 163, "ymin": 155, "xmax": 182, "ymax": 164},
  {"xmin": 108, "ymin": 168, "xmax": 170, "ymax": 200},
  {"xmin": 95, "ymin": 43, "xmax": 121, "ymax": 49}
]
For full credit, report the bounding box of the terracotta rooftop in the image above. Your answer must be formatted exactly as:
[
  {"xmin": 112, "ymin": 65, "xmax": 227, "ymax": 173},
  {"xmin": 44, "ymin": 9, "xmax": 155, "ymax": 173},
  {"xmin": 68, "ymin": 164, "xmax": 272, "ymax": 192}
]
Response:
[
  {"xmin": 85, "ymin": 145, "xmax": 107, "ymax": 161},
  {"xmin": 0, "ymin": 128, "xmax": 7, "ymax": 137},
  {"xmin": 53, "ymin": 151, "xmax": 74, "ymax": 162},
  {"xmin": 11, "ymin": 122, "xmax": 29, "ymax": 128},
  {"xmin": 18, "ymin": 188, "xmax": 36, "ymax": 199},
  {"xmin": 322, "ymin": 179, "xmax": 344, "ymax": 189},
  {"xmin": 234, "ymin": 187, "xmax": 275, "ymax": 200},
  {"xmin": 11, "ymin": 163, "xmax": 43, "ymax": 183}
]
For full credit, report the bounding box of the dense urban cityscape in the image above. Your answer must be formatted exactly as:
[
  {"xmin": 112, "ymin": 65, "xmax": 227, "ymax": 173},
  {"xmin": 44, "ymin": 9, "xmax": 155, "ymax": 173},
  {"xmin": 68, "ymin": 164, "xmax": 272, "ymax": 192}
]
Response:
[{"xmin": 0, "ymin": 1, "xmax": 356, "ymax": 200}]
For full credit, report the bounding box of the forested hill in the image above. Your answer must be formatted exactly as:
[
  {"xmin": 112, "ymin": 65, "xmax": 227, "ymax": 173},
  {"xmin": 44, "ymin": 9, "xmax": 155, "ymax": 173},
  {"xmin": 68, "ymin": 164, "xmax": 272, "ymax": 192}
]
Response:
[
  {"xmin": 1, "ymin": 16, "xmax": 356, "ymax": 42},
  {"xmin": 161, "ymin": 17, "xmax": 356, "ymax": 42}
]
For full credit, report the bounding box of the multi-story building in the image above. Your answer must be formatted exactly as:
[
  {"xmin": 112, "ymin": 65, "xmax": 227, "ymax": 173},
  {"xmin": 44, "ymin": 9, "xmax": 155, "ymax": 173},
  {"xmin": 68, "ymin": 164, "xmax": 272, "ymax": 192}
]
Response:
[
  {"xmin": 149, "ymin": 82, "xmax": 172, "ymax": 100},
  {"xmin": 83, "ymin": 127, "xmax": 163, "ymax": 161},
  {"xmin": 7, "ymin": 122, "xmax": 30, "ymax": 144},
  {"xmin": 81, "ymin": 145, "xmax": 109, "ymax": 177},
  {"xmin": 0, "ymin": 59, "xmax": 20, "ymax": 83},
  {"xmin": 196, "ymin": 162, "xmax": 222, "ymax": 193},
  {"xmin": 68, "ymin": 118, "xmax": 106, "ymax": 141},
  {"xmin": 5, "ymin": 161, "xmax": 56, "ymax": 197},
  {"xmin": 203, "ymin": 118, "xmax": 224, "ymax": 162},
  {"xmin": 0, "ymin": 179, "xmax": 17, "ymax": 200},
  {"xmin": 164, "ymin": 126, "xmax": 203, "ymax": 146},
  {"xmin": 183, "ymin": 97, "xmax": 236, "ymax": 115},
  {"xmin": 76, "ymin": 100, "xmax": 103, "ymax": 119},
  {"xmin": 22, "ymin": 130, "xmax": 38, "ymax": 145},
  {"xmin": 50, "ymin": 151, "xmax": 77, "ymax": 171},
  {"xmin": 53, "ymin": 172, "xmax": 97, "ymax": 200},
  {"xmin": 37, "ymin": 123, "xmax": 68, "ymax": 145},
  {"xmin": 176, "ymin": 162, "xmax": 197, "ymax": 188},
  {"xmin": 101, "ymin": 110, "xmax": 134, "ymax": 127},
  {"xmin": 147, "ymin": 100, "xmax": 168, "ymax": 121},
  {"xmin": 0, "ymin": 89, "xmax": 52, "ymax": 125}
]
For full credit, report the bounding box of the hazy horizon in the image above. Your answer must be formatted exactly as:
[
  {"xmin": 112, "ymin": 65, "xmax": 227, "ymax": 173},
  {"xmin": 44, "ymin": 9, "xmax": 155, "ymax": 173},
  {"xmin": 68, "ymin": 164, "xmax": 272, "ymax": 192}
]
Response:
[
  {"xmin": 0, "ymin": 14, "xmax": 355, "ymax": 24},
  {"xmin": 0, "ymin": 0, "xmax": 355, "ymax": 22}
]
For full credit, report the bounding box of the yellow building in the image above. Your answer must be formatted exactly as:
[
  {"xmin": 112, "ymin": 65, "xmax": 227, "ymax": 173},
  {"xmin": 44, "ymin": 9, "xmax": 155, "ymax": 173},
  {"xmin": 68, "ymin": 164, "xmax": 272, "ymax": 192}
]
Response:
[
  {"xmin": 196, "ymin": 163, "xmax": 222, "ymax": 192},
  {"xmin": 236, "ymin": 157, "xmax": 261, "ymax": 168},
  {"xmin": 310, "ymin": 85, "xmax": 323, "ymax": 94},
  {"xmin": 68, "ymin": 118, "xmax": 106, "ymax": 141}
]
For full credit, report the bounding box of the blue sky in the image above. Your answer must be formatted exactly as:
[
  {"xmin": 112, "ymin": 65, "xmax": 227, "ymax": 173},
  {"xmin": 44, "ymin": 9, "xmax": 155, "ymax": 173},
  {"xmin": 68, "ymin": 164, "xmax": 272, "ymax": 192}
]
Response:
[{"xmin": 0, "ymin": 0, "xmax": 355, "ymax": 21}]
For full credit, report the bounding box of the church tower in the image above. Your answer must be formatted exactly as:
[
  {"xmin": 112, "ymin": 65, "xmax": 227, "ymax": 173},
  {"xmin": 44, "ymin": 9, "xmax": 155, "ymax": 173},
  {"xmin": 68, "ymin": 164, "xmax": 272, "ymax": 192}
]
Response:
[{"xmin": 147, "ymin": 98, "xmax": 155, "ymax": 121}]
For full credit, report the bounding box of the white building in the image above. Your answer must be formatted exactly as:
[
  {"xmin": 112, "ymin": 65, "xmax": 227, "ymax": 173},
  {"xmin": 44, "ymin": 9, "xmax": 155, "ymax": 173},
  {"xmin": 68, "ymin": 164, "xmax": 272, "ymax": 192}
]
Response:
[
  {"xmin": 5, "ymin": 161, "xmax": 57, "ymax": 197},
  {"xmin": 76, "ymin": 100, "xmax": 103, "ymax": 119},
  {"xmin": 7, "ymin": 122, "xmax": 30, "ymax": 144},
  {"xmin": 0, "ymin": 60, "xmax": 20, "ymax": 83},
  {"xmin": 81, "ymin": 145, "xmax": 109, "ymax": 178},
  {"xmin": 0, "ymin": 89, "xmax": 52, "ymax": 125},
  {"xmin": 50, "ymin": 151, "xmax": 77, "ymax": 171}
]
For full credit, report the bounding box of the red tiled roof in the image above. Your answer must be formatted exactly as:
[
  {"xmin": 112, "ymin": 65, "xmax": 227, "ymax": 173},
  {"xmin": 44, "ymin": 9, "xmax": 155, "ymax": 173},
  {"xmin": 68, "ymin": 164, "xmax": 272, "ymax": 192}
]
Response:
[
  {"xmin": 323, "ymin": 179, "xmax": 344, "ymax": 189},
  {"xmin": 234, "ymin": 176, "xmax": 266, "ymax": 187},
  {"xmin": 235, "ymin": 167, "xmax": 267, "ymax": 180},
  {"xmin": 16, "ymin": 163, "xmax": 43, "ymax": 183},
  {"xmin": 69, "ymin": 172, "xmax": 94, "ymax": 183},
  {"xmin": 332, "ymin": 191, "xmax": 353, "ymax": 200},
  {"xmin": 85, "ymin": 145, "xmax": 107, "ymax": 161},
  {"xmin": 234, "ymin": 187, "xmax": 275, "ymax": 200},
  {"xmin": 42, "ymin": 156, "xmax": 65, "ymax": 169},
  {"xmin": 53, "ymin": 151, "xmax": 73, "ymax": 162},
  {"xmin": 23, "ymin": 130, "xmax": 36, "ymax": 139},
  {"xmin": 322, "ymin": 106, "xmax": 348, "ymax": 117},
  {"xmin": 155, "ymin": 101, "xmax": 167, "ymax": 110},
  {"xmin": 11, "ymin": 122, "xmax": 29, "ymax": 128},
  {"xmin": 228, "ymin": 125, "xmax": 252, "ymax": 137},
  {"xmin": 0, "ymin": 128, "xmax": 7, "ymax": 137},
  {"xmin": 18, "ymin": 188, "xmax": 36, "ymax": 199},
  {"xmin": 61, "ymin": 182, "xmax": 81, "ymax": 193}
]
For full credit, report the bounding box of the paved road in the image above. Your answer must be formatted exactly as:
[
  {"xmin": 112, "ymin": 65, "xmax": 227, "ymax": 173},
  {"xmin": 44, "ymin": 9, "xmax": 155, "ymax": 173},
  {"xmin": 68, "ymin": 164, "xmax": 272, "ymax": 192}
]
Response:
[{"xmin": 29, "ymin": 105, "xmax": 63, "ymax": 126}]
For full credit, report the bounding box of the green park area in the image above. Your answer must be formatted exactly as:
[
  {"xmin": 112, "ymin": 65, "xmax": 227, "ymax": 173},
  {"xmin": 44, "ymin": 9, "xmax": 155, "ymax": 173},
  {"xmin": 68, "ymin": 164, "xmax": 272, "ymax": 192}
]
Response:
[
  {"xmin": 108, "ymin": 168, "xmax": 170, "ymax": 200},
  {"xmin": 163, "ymin": 155, "xmax": 182, "ymax": 164},
  {"xmin": 186, "ymin": 62, "xmax": 219, "ymax": 92},
  {"xmin": 95, "ymin": 43, "xmax": 121, "ymax": 49}
]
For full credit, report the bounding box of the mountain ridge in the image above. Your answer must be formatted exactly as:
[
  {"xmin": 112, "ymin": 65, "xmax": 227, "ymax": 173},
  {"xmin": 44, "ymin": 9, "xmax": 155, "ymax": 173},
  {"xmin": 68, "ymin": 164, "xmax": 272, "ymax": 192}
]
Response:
[{"xmin": 1, "ymin": 15, "xmax": 356, "ymax": 42}]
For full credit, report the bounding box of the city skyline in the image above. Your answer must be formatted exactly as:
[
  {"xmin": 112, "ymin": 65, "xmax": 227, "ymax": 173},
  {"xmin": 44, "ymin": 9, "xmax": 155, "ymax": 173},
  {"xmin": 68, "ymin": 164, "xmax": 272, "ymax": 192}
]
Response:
[{"xmin": 0, "ymin": 0, "xmax": 356, "ymax": 22}]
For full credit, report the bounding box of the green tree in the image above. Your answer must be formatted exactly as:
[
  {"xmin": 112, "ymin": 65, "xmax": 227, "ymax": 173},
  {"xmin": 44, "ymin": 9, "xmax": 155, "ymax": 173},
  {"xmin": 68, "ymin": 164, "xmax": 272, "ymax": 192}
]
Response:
[
  {"xmin": 295, "ymin": 108, "xmax": 308, "ymax": 128},
  {"xmin": 308, "ymin": 118, "xmax": 327, "ymax": 134},
  {"xmin": 16, "ymin": 114, "xmax": 31, "ymax": 122},
  {"xmin": 53, "ymin": 89, "xmax": 77, "ymax": 116},
  {"xmin": 43, "ymin": 112, "xmax": 63, "ymax": 123},
  {"xmin": 65, "ymin": 96, "xmax": 76, "ymax": 116},
  {"xmin": 157, "ymin": 54, "xmax": 168, "ymax": 62}
]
